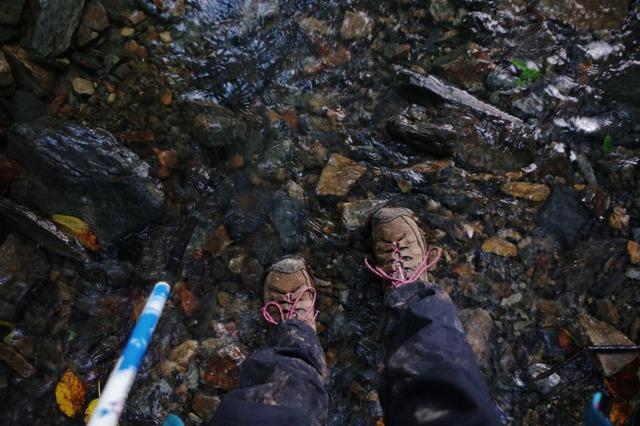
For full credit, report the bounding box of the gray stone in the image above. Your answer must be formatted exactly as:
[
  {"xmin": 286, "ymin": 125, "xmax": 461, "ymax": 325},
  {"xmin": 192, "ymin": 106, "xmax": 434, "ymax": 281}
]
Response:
[
  {"xmin": 23, "ymin": 0, "xmax": 86, "ymax": 61},
  {"xmin": 340, "ymin": 199, "xmax": 388, "ymax": 230},
  {"xmin": 269, "ymin": 191, "xmax": 303, "ymax": 253},
  {"xmin": 4, "ymin": 119, "xmax": 165, "ymax": 245},
  {"xmin": 0, "ymin": 0, "xmax": 26, "ymax": 24},
  {"xmin": 529, "ymin": 363, "xmax": 560, "ymax": 394},
  {"xmin": 535, "ymin": 186, "xmax": 590, "ymax": 249}
]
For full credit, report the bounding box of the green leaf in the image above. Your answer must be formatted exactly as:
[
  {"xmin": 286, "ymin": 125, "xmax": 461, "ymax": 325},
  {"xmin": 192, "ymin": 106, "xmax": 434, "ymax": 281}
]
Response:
[
  {"xmin": 602, "ymin": 134, "xmax": 614, "ymax": 154},
  {"xmin": 67, "ymin": 330, "xmax": 78, "ymax": 342},
  {"xmin": 511, "ymin": 59, "xmax": 542, "ymax": 86}
]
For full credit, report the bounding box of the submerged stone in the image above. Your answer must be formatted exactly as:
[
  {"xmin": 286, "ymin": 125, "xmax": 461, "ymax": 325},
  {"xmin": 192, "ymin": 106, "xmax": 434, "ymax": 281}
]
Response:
[
  {"xmin": 4, "ymin": 119, "xmax": 165, "ymax": 245},
  {"xmin": 0, "ymin": 0, "xmax": 26, "ymax": 24},
  {"xmin": 537, "ymin": 0, "xmax": 630, "ymax": 32},
  {"xmin": 340, "ymin": 11, "xmax": 372, "ymax": 40},
  {"xmin": 23, "ymin": 0, "xmax": 86, "ymax": 61},
  {"xmin": 500, "ymin": 182, "xmax": 550, "ymax": 202},
  {"xmin": 316, "ymin": 154, "xmax": 366, "ymax": 197},
  {"xmin": 459, "ymin": 308, "xmax": 494, "ymax": 367},
  {"xmin": 535, "ymin": 186, "xmax": 590, "ymax": 249}
]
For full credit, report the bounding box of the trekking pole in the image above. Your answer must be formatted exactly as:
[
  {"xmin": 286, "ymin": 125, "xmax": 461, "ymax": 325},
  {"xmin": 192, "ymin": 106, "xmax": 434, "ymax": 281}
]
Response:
[
  {"xmin": 87, "ymin": 280, "xmax": 171, "ymax": 426},
  {"xmin": 87, "ymin": 173, "xmax": 209, "ymax": 426}
]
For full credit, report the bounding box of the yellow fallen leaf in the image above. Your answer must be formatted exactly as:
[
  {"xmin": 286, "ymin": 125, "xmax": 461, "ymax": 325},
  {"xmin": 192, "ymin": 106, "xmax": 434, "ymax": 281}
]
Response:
[
  {"xmin": 84, "ymin": 398, "xmax": 99, "ymax": 423},
  {"xmin": 51, "ymin": 214, "xmax": 101, "ymax": 251},
  {"xmin": 55, "ymin": 369, "xmax": 86, "ymax": 417}
]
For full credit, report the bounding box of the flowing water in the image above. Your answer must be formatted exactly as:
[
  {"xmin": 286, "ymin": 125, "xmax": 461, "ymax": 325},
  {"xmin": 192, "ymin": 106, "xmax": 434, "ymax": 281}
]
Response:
[{"xmin": 1, "ymin": 0, "xmax": 640, "ymax": 425}]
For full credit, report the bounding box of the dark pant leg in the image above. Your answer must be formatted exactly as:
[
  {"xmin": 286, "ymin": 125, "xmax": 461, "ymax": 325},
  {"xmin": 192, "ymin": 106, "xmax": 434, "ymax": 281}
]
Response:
[
  {"xmin": 209, "ymin": 320, "xmax": 328, "ymax": 426},
  {"xmin": 380, "ymin": 281, "xmax": 502, "ymax": 426}
]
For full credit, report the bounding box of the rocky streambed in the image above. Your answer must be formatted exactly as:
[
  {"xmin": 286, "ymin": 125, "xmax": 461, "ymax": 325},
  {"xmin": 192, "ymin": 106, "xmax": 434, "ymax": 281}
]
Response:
[{"xmin": 1, "ymin": 0, "xmax": 640, "ymax": 424}]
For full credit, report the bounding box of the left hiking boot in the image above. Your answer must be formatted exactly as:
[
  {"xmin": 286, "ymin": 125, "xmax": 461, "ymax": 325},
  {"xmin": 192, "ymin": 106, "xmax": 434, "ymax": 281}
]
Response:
[
  {"xmin": 261, "ymin": 255, "xmax": 318, "ymax": 331},
  {"xmin": 365, "ymin": 207, "xmax": 442, "ymax": 288}
]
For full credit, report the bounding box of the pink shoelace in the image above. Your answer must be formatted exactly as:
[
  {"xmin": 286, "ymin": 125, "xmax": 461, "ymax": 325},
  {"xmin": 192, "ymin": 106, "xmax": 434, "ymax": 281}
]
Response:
[
  {"xmin": 365, "ymin": 241, "xmax": 442, "ymax": 288},
  {"xmin": 261, "ymin": 287, "xmax": 318, "ymax": 325}
]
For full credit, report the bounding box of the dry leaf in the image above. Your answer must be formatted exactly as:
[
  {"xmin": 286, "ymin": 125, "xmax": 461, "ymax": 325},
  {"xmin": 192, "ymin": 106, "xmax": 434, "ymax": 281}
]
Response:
[
  {"xmin": 51, "ymin": 214, "xmax": 101, "ymax": 251},
  {"xmin": 55, "ymin": 369, "xmax": 86, "ymax": 417},
  {"xmin": 84, "ymin": 398, "xmax": 99, "ymax": 423}
]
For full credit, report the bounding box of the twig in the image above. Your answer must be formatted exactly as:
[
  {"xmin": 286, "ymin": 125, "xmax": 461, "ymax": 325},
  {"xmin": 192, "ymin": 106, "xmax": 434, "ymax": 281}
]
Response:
[{"xmin": 534, "ymin": 345, "xmax": 640, "ymax": 381}]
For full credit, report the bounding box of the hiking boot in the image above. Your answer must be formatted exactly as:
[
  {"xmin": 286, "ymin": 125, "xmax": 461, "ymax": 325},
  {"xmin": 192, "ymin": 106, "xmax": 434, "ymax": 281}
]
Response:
[
  {"xmin": 365, "ymin": 207, "xmax": 442, "ymax": 288},
  {"xmin": 261, "ymin": 255, "xmax": 318, "ymax": 331}
]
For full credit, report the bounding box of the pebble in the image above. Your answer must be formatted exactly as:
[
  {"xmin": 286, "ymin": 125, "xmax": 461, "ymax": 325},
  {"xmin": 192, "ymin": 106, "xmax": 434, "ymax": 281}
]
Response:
[
  {"xmin": 429, "ymin": 0, "xmax": 455, "ymax": 23},
  {"xmin": 72, "ymin": 77, "xmax": 95, "ymax": 95},
  {"xmin": 529, "ymin": 363, "xmax": 560, "ymax": 394},
  {"xmin": 482, "ymin": 236, "xmax": 518, "ymax": 257},
  {"xmin": 340, "ymin": 11, "xmax": 373, "ymax": 40},
  {"xmin": 191, "ymin": 392, "xmax": 221, "ymax": 420},
  {"xmin": 315, "ymin": 154, "xmax": 366, "ymax": 196},
  {"xmin": 609, "ymin": 206, "xmax": 629, "ymax": 230},
  {"xmin": 340, "ymin": 199, "xmax": 388, "ymax": 230},
  {"xmin": 159, "ymin": 31, "xmax": 172, "ymax": 43},
  {"xmin": 500, "ymin": 182, "xmax": 550, "ymax": 203},
  {"xmin": 459, "ymin": 308, "xmax": 494, "ymax": 367},
  {"xmin": 121, "ymin": 27, "xmax": 135, "ymax": 37},
  {"xmin": 627, "ymin": 240, "xmax": 640, "ymax": 264}
]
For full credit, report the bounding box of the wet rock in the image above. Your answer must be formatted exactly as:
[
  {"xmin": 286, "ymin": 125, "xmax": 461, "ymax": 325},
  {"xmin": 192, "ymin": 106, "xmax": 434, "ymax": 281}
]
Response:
[
  {"xmin": 192, "ymin": 392, "xmax": 220, "ymax": 421},
  {"xmin": 529, "ymin": 363, "xmax": 560, "ymax": 394},
  {"xmin": 340, "ymin": 11, "xmax": 372, "ymax": 40},
  {"xmin": 603, "ymin": 61, "xmax": 640, "ymax": 105},
  {"xmin": 500, "ymin": 182, "xmax": 550, "ymax": 202},
  {"xmin": 269, "ymin": 191, "xmax": 303, "ymax": 252},
  {"xmin": 193, "ymin": 108, "xmax": 247, "ymax": 149},
  {"xmin": 627, "ymin": 240, "xmax": 640, "ymax": 264},
  {"xmin": 224, "ymin": 188, "xmax": 272, "ymax": 238},
  {"xmin": 76, "ymin": 0, "xmax": 110, "ymax": 45},
  {"xmin": 316, "ymin": 154, "xmax": 366, "ymax": 197},
  {"xmin": 387, "ymin": 111, "xmax": 456, "ymax": 156},
  {"xmin": 200, "ymin": 338, "xmax": 248, "ymax": 391},
  {"xmin": 1, "ymin": 46, "xmax": 54, "ymax": 96},
  {"xmin": 535, "ymin": 187, "xmax": 590, "ymax": 249},
  {"xmin": 340, "ymin": 198, "xmax": 388, "ymax": 230},
  {"xmin": 23, "ymin": 0, "xmax": 86, "ymax": 61},
  {"xmin": 257, "ymin": 139, "xmax": 292, "ymax": 177},
  {"xmin": 0, "ymin": 343, "xmax": 35, "ymax": 378},
  {"xmin": 4, "ymin": 119, "xmax": 165, "ymax": 245},
  {"xmin": 608, "ymin": 206, "xmax": 629, "ymax": 230},
  {"xmin": 579, "ymin": 313, "xmax": 638, "ymax": 377},
  {"xmin": 513, "ymin": 93, "xmax": 544, "ymax": 119},
  {"xmin": 537, "ymin": 0, "xmax": 630, "ymax": 31},
  {"xmin": 0, "ymin": 198, "xmax": 87, "ymax": 261},
  {"xmin": 432, "ymin": 43, "xmax": 493, "ymax": 91},
  {"xmin": 72, "ymin": 77, "xmax": 95, "ymax": 95},
  {"xmin": 486, "ymin": 69, "xmax": 517, "ymax": 91},
  {"xmin": 626, "ymin": 268, "xmax": 640, "ymax": 280},
  {"xmin": 0, "ymin": 0, "xmax": 26, "ymax": 24},
  {"xmin": 482, "ymin": 236, "xmax": 517, "ymax": 257},
  {"xmin": 429, "ymin": 0, "xmax": 455, "ymax": 23},
  {"xmin": 297, "ymin": 16, "xmax": 332, "ymax": 36},
  {"xmin": 0, "ymin": 234, "xmax": 48, "ymax": 321},
  {"xmin": 459, "ymin": 308, "xmax": 493, "ymax": 367},
  {"xmin": 159, "ymin": 340, "xmax": 199, "ymax": 377},
  {"xmin": 0, "ymin": 52, "xmax": 13, "ymax": 88},
  {"xmin": 396, "ymin": 69, "xmax": 523, "ymax": 125}
]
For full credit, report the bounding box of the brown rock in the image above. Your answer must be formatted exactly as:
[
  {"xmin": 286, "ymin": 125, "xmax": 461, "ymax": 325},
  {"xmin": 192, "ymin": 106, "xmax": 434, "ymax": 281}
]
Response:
[
  {"xmin": 297, "ymin": 16, "xmax": 332, "ymax": 36},
  {"xmin": 628, "ymin": 240, "xmax": 640, "ymax": 264},
  {"xmin": 83, "ymin": 1, "xmax": 109, "ymax": 31},
  {"xmin": 316, "ymin": 154, "xmax": 366, "ymax": 196},
  {"xmin": 160, "ymin": 340, "xmax": 199, "ymax": 377},
  {"xmin": 500, "ymin": 182, "xmax": 550, "ymax": 202},
  {"xmin": 72, "ymin": 77, "xmax": 95, "ymax": 95},
  {"xmin": 200, "ymin": 338, "xmax": 248, "ymax": 391},
  {"xmin": 127, "ymin": 10, "xmax": 146, "ymax": 25},
  {"xmin": 191, "ymin": 392, "xmax": 220, "ymax": 420},
  {"xmin": 537, "ymin": 0, "xmax": 630, "ymax": 31},
  {"xmin": 433, "ymin": 43, "xmax": 493, "ymax": 91},
  {"xmin": 339, "ymin": 11, "xmax": 373, "ymax": 40},
  {"xmin": 579, "ymin": 313, "xmax": 638, "ymax": 377},
  {"xmin": 203, "ymin": 225, "xmax": 232, "ymax": 257},
  {"xmin": 0, "ymin": 343, "xmax": 35, "ymax": 378},
  {"xmin": 1, "ymin": 45, "xmax": 54, "ymax": 96},
  {"xmin": 159, "ymin": 31, "xmax": 172, "ymax": 43},
  {"xmin": 535, "ymin": 299, "xmax": 562, "ymax": 315},
  {"xmin": 609, "ymin": 206, "xmax": 629, "ymax": 230},
  {"xmin": 459, "ymin": 308, "xmax": 494, "ymax": 367},
  {"xmin": 481, "ymin": 236, "xmax": 518, "ymax": 257}
]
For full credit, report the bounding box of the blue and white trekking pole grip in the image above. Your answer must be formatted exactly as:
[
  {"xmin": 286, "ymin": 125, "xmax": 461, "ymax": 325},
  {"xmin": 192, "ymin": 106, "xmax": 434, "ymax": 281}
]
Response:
[{"xmin": 87, "ymin": 281, "xmax": 171, "ymax": 426}]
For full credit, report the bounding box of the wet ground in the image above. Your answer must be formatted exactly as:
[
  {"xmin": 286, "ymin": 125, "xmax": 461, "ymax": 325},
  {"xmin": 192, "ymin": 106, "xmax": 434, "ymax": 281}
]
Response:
[{"xmin": 1, "ymin": 0, "xmax": 640, "ymax": 424}]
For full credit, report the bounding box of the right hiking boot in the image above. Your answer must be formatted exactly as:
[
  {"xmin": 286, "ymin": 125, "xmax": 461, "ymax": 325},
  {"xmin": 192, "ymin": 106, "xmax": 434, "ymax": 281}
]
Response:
[
  {"xmin": 261, "ymin": 255, "xmax": 318, "ymax": 331},
  {"xmin": 365, "ymin": 207, "xmax": 442, "ymax": 288}
]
